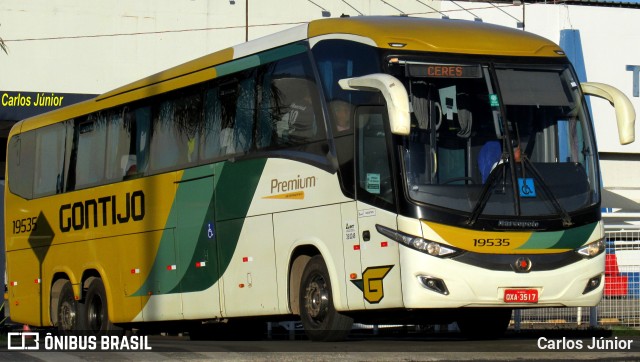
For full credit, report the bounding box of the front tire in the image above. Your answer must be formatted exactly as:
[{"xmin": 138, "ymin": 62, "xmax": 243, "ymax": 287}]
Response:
[{"xmin": 299, "ymin": 255, "xmax": 353, "ymax": 341}]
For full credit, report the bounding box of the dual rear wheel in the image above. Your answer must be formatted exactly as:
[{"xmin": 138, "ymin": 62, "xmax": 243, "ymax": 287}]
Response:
[
  {"xmin": 55, "ymin": 277, "xmax": 121, "ymax": 334},
  {"xmin": 54, "ymin": 262, "xmax": 510, "ymax": 340}
]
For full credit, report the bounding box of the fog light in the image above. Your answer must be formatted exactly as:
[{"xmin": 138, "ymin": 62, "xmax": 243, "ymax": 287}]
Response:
[
  {"xmin": 418, "ymin": 276, "xmax": 449, "ymax": 295},
  {"xmin": 583, "ymin": 274, "xmax": 602, "ymax": 294}
]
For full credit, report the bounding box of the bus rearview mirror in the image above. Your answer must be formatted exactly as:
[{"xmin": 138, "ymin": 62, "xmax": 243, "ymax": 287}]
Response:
[
  {"xmin": 338, "ymin": 73, "xmax": 411, "ymax": 136},
  {"xmin": 581, "ymin": 82, "xmax": 636, "ymax": 145}
]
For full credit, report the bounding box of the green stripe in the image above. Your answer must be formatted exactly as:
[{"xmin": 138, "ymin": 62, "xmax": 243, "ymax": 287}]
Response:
[
  {"xmin": 552, "ymin": 222, "xmax": 598, "ymax": 249},
  {"xmin": 133, "ymin": 158, "xmax": 267, "ymax": 296},
  {"xmin": 516, "ymin": 222, "xmax": 598, "ymax": 251},
  {"xmin": 517, "ymin": 231, "xmax": 563, "ymax": 250},
  {"xmin": 215, "ymin": 43, "xmax": 307, "ymax": 77}
]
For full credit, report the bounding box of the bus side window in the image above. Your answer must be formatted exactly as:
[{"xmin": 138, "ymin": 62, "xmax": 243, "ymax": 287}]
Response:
[
  {"xmin": 105, "ymin": 106, "xmax": 150, "ymax": 180},
  {"xmin": 210, "ymin": 75, "xmax": 254, "ymax": 157},
  {"xmin": 260, "ymin": 53, "xmax": 324, "ymax": 149},
  {"xmin": 73, "ymin": 118, "xmax": 107, "ymax": 189},
  {"xmin": 33, "ymin": 123, "xmax": 67, "ymax": 197},
  {"xmin": 105, "ymin": 109, "xmax": 126, "ymax": 181},
  {"xmin": 151, "ymin": 91, "xmax": 202, "ymax": 171},
  {"xmin": 7, "ymin": 132, "xmax": 35, "ymax": 199},
  {"xmin": 356, "ymin": 106, "xmax": 395, "ymax": 209},
  {"xmin": 256, "ymin": 66, "xmax": 274, "ymax": 149},
  {"xmin": 201, "ymin": 86, "xmax": 224, "ymax": 160},
  {"xmin": 234, "ymin": 77, "xmax": 255, "ymax": 153}
]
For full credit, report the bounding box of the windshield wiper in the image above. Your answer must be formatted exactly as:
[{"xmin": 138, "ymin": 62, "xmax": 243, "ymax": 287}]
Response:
[
  {"xmin": 466, "ymin": 154, "xmax": 574, "ymax": 227},
  {"xmin": 520, "ymin": 156, "xmax": 573, "ymax": 227},
  {"xmin": 466, "ymin": 153, "xmax": 509, "ymax": 226}
]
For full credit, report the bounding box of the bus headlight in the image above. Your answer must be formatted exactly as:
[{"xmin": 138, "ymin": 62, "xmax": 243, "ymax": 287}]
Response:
[
  {"xmin": 576, "ymin": 239, "xmax": 605, "ymax": 258},
  {"xmin": 375, "ymin": 224, "xmax": 461, "ymax": 257}
]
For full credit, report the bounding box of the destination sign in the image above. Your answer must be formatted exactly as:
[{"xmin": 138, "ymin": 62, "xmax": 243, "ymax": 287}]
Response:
[{"xmin": 408, "ymin": 63, "xmax": 482, "ymax": 78}]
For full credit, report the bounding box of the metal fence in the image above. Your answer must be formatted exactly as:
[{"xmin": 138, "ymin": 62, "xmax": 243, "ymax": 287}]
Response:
[{"xmin": 512, "ymin": 227, "xmax": 640, "ymax": 330}]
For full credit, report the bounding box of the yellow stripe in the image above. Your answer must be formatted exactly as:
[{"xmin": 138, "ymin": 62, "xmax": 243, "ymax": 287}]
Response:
[
  {"xmin": 262, "ymin": 191, "xmax": 305, "ymax": 200},
  {"xmin": 425, "ymin": 221, "xmax": 540, "ymax": 254}
]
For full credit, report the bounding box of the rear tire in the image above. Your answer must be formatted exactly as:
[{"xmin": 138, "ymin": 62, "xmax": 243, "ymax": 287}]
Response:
[
  {"xmin": 456, "ymin": 308, "xmax": 512, "ymax": 340},
  {"xmin": 82, "ymin": 278, "xmax": 122, "ymax": 335},
  {"xmin": 56, "ymin": 280, "xmax": 83, "ymax": 333},
  {"xmin": 299, "ymin": 255, "xmax": 353, "ymax": 342}
]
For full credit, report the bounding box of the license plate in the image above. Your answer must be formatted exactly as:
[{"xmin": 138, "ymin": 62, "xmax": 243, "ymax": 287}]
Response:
[{"xmin": 504, "ymin": 289, "xmax": 538, "ymax": 303}]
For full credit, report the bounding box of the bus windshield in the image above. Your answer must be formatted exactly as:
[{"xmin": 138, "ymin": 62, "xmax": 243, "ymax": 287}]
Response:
[{"xmin": 395, "ymin": 60, "xmax": 599, "ymax": 217}]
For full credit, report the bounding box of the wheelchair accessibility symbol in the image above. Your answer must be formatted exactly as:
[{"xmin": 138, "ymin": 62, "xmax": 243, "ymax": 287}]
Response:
[
  {"xmin": 207, "ymin": 223, "xmax": 215, "ymax": 239},
  {"xmin": 518, "ymin": 178, "xmax": 536, "ymax": 198}
]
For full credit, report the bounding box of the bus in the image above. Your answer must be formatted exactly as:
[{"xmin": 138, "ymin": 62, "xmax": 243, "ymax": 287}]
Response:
[{"xmin": 4, "ymin": 16, "xmax": 635, "ymax": 341}]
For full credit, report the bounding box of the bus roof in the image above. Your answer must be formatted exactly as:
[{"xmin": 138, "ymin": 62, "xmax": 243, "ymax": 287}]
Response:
[
  {"xmin": 308, "ymin": 16, "xmax": 563, "ymax": 56},
  {"xmin": 12, "ymin": 16, "xmax": 564, "ymax": 135}
]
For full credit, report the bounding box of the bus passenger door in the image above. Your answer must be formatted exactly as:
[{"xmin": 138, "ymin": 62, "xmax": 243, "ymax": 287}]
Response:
[
  {"xmin": 353, "ymin": 106, "xmax": 403, "ymax": 309},
  {"xmin": 176, "ymin": 165, "xmax": 222, "ymax": 320}
]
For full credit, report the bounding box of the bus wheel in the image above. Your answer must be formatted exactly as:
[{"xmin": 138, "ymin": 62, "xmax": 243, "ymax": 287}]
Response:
[
  {"xmin": 56, "ymin": 280, "xmax": 81, "ymax": 332},
  {"xmin": 299, "ymin": 255, "xmax": 353, "ymax": 341},
  {"xmin": 456, "ymin": 308, "xmax": 512, "ymax": 340},
  {"xmin": 83, "ymin": 278, "xmax": 122, "ymax": 335}
]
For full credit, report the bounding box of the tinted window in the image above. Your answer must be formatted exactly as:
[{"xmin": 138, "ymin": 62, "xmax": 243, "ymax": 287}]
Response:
[
  {"xmin": 356, "ymin": 106, "xmax": 395, "ymax": 210},
  {"xmin": 74, "ymin": 118, "xmax": 107, "ymax": 189},
  {"xmin": 151, "ymin": 90, "xmax": 202, "ymax": 171},
  {"xmin": 201, "ymin": 74, "xmax": 254, "ymax": 159},
  {"xmin": 257, "ymin": 53, "xmax": 325, "ymax": 149},
  {"xmin": 201, "ymin": 85, "xmax": 224, "ymax": 159},
  {"xmin": 34, "ymin": 123, "xmax": 67, "ymax": 197},
  {"xmin": 312, "ymin": 40, "xmax": 382, "ymax": 196},
  {"xmin": 103, "ymin": 106, "xmax": 151, "ymax": 181},
  {"xmin": 7, "ymin": 132, "xmax": 35, "ymax": 199},
  {"xmin": 312, "ymin": 39, "xmax": 382, "ymax": 134},
  {"xmin": 10, "ymin": 46, "xmax": 334, "ymax": 199}
]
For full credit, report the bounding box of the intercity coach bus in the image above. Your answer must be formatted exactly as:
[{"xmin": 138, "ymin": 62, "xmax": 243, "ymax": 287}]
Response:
[{"xmin": 4, "ymin": 16, "xmax": 635, "ymax": 341}]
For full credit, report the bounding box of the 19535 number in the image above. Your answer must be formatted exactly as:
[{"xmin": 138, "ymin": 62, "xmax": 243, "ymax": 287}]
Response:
[
  {"xmin": 12, "ymin": 217, "xmax": 38, "ymax": 234},
  {"xmin": 473, "ymin": 238, "xmax": 510, "ymax": 247}
]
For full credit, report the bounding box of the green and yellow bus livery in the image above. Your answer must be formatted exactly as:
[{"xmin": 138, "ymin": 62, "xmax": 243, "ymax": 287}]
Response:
[{"xmin": 5, "ymin": 16, "xmax": 635, "ymax": 341}]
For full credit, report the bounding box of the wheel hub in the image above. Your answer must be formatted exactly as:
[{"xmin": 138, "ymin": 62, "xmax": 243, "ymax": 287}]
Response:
[
  {"xmin": 305, "ymin": 275, "xmax": 329, "ymax": 320},
  {"xmin": 59, "ymin": 301, "xmax": 75, "ymax": 330}
]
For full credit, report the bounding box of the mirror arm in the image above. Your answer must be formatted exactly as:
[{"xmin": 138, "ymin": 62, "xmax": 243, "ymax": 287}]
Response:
[
  {"xmin": 582, "ymin": 82, "xmax": 636, "ymax": 145},
  {"xmin": 339, "ymin": 73, "xmax": 411, "ymax": 135}
]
